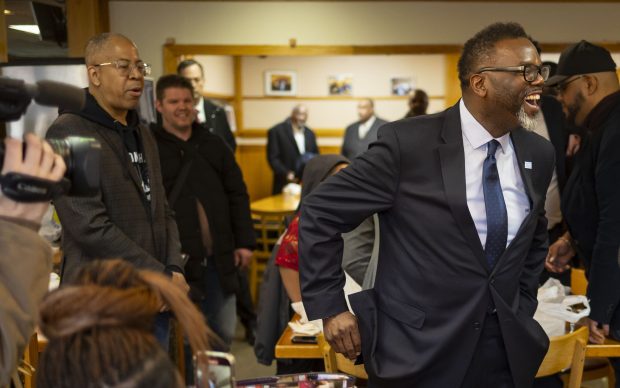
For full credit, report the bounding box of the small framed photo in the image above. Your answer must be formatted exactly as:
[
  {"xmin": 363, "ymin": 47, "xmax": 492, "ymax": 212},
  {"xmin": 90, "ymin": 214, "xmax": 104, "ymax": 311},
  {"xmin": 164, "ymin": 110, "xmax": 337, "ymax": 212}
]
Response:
[
  {"xmin": 391, "ymin": 77, "xmax": 414, "ymax": 96},
  {"xmin": 264, "ymin": 70, "xmax": 297, "ymax": 96},
  {"xmin": 328, "ymin": 74, "xmax": 353, "ymax": 96}
]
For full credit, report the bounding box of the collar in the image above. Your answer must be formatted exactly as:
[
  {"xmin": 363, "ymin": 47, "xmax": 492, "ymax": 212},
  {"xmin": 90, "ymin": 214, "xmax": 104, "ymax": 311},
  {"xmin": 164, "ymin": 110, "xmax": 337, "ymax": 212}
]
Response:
[
  {"xmin": 459, "ymin": 99, "xmax": 509, "ymax": 154},
  {"xmin": 583, "ymin": 90, "xmax": 620, "ymax": 133},
  {"xmin": 360, "ymin": 115, "xmax": 377, "ymax": 128}
]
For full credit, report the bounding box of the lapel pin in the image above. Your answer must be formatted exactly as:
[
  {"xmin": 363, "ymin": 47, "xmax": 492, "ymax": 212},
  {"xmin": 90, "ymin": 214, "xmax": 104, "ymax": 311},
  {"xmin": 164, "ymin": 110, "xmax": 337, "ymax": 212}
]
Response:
[{"xmin": 524, "ymin": 161, "xmax": 533, "ymax": 170}]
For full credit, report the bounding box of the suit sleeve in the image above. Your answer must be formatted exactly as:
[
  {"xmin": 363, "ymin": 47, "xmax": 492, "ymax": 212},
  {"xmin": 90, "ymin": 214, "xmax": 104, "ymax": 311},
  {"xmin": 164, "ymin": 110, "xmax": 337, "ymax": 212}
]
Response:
[
  {"xmin": 0, "ymin": 219, "xmax": 51, "ymax": 386},
  {"xmin": 47, "ymin": 122, "xmax": 166, "ymax": 273},
  {"xmin": 586, "ymin": 125, "xmax": 620, "ymax": 324},
  {"xmin": 300, "ymin": 126, "xmax": 400, "ymax": 320},
  {"xmin": 215, "ymin": 108, "xmax": 237, "ymax": 152},
  {"xmin": 219, "ymin": 138, "xmax": 256, "ymax": 250},
  {"xmin": 518, "ymin": 142, "xmax": 554, "ymax": 317},
  {"xmin": 267, "ymin": 127, "xmax": 292, "ymax": 175}
]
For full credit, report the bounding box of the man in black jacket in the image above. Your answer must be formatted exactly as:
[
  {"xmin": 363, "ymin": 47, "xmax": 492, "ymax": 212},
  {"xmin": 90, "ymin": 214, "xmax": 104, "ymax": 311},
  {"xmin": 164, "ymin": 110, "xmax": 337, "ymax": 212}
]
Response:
[
  {"xmin": 267, "ymin": 105, "xmax": 319, "ymax": 194},
  {"xmin": 152, "ymin": 75, "xmax": 255, "ymax": 351},
  {"xmin": 545, "ymin": 41, "xmax": 620, "ymax": 385},
  {"xmin": 177, "ymin": 59, "xmax": 236, "ymax": 151}
]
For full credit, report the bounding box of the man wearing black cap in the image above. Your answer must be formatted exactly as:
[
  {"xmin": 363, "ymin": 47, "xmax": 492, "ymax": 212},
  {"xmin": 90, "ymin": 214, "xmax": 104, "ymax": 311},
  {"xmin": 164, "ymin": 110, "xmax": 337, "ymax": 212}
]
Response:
[{"xmin": 545, "ymin": 40, "xmax": 620, "ymax": 385}]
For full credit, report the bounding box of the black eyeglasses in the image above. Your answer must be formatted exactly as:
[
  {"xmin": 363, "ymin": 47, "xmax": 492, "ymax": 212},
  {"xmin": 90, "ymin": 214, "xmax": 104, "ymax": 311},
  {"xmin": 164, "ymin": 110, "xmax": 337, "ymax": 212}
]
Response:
[
  {"xmin": 92, "ymin": 59, "xmax": 152, "ymax": 77},
  {"xmin": 477, "ymin": 64, "xmax": 550, "ymax": 82},
  {"xmin": 555, "ymin": 75, "xmax": 584, "ymax": 93}
]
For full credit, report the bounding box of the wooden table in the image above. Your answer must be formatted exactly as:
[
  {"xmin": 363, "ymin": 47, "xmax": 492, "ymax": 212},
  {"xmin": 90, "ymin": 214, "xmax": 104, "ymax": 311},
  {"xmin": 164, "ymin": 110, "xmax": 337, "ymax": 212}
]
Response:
[
  {"xmin": 585, "ymin": 337, "xmax": 620, "ymax": 357},
  {"xmin": 250, "ymin": 193, "xmax": 300, "ymax": 216},
  {"xmin": 275, "ymin": 314, "xmax": 322, "ymax": 359}
]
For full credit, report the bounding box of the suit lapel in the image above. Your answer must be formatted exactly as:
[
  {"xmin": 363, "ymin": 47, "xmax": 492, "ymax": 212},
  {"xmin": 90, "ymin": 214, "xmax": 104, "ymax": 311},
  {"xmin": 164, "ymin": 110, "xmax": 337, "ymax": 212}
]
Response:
[
  {"xmin": 438, "ymin": 104, "xmax": 488, "ymax": 272},
  {"xmin": 510, "ymin": 128, "xmax": 539, "ymax": 209},
  {"xmin": 284, "ymin": 121, "xmax": 301, "ymax": 155}
]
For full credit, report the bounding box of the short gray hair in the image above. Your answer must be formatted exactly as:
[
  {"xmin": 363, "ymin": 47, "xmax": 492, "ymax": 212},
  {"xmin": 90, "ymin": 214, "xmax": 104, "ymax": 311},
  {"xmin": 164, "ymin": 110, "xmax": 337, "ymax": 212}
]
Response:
[{"xmin": 84, "ymin": 32, "xmax": 135, "ymax": 65}]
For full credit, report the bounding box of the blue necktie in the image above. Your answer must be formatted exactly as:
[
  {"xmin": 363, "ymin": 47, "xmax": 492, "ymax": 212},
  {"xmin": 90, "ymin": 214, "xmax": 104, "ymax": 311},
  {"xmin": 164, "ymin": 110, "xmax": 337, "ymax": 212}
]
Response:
[{"xmin": 483, "ymin": 140, "xmax": 507, "ymax": 269}]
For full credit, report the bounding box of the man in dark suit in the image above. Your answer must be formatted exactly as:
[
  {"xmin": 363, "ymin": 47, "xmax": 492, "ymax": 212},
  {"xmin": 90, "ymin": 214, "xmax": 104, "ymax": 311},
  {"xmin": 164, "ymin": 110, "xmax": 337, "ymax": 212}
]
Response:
[
  {"xmin": 544, "ymin": 41, "xmax": 620, "ymax": 385},
  {"xmin": 267, "ymin": 104, "xmax": 319, "ymax": 194},
  {"xmin": 300, "ymin": 23, "xmax": 554, "ymax": 387},
  {"xmin": 341, "ymin": 98, "xmax": 387, "ymax": 159},
  {"xmin": 177, "ymin": 59, "xmax": 236, "ymax": 151}
]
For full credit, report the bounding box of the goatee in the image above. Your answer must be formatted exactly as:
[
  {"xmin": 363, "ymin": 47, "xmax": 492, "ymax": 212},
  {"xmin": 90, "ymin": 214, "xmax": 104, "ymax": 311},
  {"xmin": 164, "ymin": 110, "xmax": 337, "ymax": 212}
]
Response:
[{"xmin": 517, "ymin": 106, "xmax": 537, "ymax": 131}]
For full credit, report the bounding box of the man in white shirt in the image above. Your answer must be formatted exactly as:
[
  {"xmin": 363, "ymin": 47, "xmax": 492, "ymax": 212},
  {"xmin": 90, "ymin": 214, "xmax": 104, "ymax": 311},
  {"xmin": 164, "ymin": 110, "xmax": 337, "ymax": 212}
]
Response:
[
  {"xmin": 341, "ymin": 98, "xmax": 387, "ymax": 159},
  {"xmin": 266, "ymin": 105, "xmax": 319, "ymax": 194},
  {"xmin": 299, "ymin": 22, "xmax": 555, "ymax": 388}
]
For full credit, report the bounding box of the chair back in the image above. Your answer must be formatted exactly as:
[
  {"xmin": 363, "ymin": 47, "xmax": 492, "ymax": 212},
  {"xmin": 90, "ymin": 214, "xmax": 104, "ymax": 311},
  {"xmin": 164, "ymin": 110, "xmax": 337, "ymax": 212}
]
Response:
[
  {"xmin": 319, "ymin": 335, "xmax": 368, "ymax": 380},
  {"xmin": 536, "ymin": 326, "xmax": 588, "ymax": 388},
  {"xmin": 571, "ymin": 268, "xmax": 588, "ymax": 296},
  {"xmin": 250, "ymin": 210, "xmax": 291, "ymax": 303}
]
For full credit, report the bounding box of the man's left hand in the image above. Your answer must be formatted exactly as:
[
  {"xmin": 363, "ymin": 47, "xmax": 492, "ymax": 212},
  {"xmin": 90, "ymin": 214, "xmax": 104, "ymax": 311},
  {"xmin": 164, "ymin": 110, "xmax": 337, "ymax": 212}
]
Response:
[
  {"xmin": 234, "ymin": 248, "xmax": 253, "ymax": 269},
  {"xmin": 587, "ymin": 318, "xmax": 610, "ymax": 344}
]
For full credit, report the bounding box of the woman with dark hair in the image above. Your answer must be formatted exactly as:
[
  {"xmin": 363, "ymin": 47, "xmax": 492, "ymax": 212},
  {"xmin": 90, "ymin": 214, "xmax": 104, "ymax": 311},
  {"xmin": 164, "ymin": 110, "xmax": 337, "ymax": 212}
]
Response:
[
  {"xmin": 405, "ymin": 89, "xmax": 429, "ymax": 118},
  {"xmin": 37, "ymin": 259, "xmax": 216, "ymax": 388}
]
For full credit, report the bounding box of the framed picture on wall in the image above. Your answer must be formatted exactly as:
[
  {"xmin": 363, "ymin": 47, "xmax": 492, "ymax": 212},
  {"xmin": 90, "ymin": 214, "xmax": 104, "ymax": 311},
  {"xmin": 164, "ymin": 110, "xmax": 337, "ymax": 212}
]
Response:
[
  {"xmin": 328, "ymin": 74, "xmax": 353, "ymax": 95},
  {"xmin": 264, "ymin": 70, "xmax": 297, "ymax": 96},
  {"xmin": 391, "ymin": 77, "xmax": 414, "ymax": 96}
]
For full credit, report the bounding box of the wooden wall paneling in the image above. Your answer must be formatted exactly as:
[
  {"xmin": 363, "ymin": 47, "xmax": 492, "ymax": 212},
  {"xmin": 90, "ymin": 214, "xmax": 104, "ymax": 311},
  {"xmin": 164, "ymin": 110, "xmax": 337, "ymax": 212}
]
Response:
[
  {"xmin": 0, "ymin": 0, "xmax": 7, "ymax": 63},
  {"xmin": 66, "ymin": 0, "xmax": 110, "ymax": 57},
  {"xmin": 237, "ymin": 144, "xmax": 273, "ymax": 201},
  {"xmin": 233, "ymin": 56, "xmax": 243, "ymax": 136},
  {"xmin": 444, "ymin": 53, "xmax": 462, "ymax": 108}
]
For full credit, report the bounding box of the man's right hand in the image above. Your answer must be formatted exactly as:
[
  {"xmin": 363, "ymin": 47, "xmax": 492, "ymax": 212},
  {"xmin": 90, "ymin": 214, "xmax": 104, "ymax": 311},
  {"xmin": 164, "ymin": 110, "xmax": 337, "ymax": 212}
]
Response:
[
  {"xmin": 323, "ymin": 311, "xmax": 361, "ymax": 361},
  {"xmin": 171, "ymin": 271, "xmax": 190, "ymax": 294},
  {"xmin": 545, "ymin": 235, "xmax": 575, "ymax": 273}
]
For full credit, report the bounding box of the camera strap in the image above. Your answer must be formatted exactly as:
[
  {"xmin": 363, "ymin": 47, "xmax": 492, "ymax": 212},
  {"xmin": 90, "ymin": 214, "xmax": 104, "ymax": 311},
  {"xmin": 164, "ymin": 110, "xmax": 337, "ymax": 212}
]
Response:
[{"xmin": 0, "ymin": 172, "xmax": 70, "ymax": 202}]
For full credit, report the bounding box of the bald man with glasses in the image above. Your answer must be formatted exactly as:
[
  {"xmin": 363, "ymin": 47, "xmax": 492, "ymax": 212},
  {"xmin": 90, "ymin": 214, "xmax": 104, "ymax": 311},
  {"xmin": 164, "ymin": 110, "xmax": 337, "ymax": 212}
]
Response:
[{"xmin": 47, "ymin": 33, "xmax": 188, "ymax": 327}]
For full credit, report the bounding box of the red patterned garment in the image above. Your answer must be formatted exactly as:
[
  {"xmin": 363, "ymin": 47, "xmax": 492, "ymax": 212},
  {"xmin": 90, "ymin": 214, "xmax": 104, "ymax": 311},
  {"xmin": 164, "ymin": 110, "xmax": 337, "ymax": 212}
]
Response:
[{"xmin": 274, "ymin": 214, "xmax": 300, "ymax": 271}]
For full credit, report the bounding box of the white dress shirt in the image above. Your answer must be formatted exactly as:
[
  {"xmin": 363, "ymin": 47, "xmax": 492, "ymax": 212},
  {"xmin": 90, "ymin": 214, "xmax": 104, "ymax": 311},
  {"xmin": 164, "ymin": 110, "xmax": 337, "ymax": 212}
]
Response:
[
  {"xmin": 195, "ymin": 96, "xmax": 206, "ymax": 123},
  {"xmin": 459, "ymin": 100, "xmax": 530, "ymax": 249},
  {"xmin": 292, "ymin": 123, "xmax": 306, "ymax": 154},
  {"xmin": 358, "ymin": 116, "xmax": 377, "ymax": 139}
]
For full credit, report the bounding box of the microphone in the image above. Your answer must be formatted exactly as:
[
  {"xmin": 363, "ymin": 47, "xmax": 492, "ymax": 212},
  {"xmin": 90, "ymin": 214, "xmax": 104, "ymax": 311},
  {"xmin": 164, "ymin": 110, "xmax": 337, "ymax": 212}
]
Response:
[{"xmin": 0, "ymin": 76, "xmax": 86, "ymax": 121}]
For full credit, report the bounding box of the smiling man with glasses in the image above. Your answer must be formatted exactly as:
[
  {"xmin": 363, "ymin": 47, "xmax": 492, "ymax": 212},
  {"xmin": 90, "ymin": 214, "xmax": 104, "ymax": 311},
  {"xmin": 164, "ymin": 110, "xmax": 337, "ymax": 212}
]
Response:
[
  {"xmin": 299, "ymin": 22, "xmax": 555, "ymax": 388},
  {"xmin": 544, "ymin": 40, "xmax": 620, "ymax": 386},
  {"xmin": 46, "ymin": 33, "xmax": 187, "ymax": 350}
]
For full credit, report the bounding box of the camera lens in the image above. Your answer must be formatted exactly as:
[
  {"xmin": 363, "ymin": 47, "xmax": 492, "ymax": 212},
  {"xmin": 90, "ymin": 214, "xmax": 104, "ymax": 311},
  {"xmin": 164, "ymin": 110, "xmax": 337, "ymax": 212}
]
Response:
[{"xmin": 47, "ymin": 137, "xmax": 101, "ymax": 196}]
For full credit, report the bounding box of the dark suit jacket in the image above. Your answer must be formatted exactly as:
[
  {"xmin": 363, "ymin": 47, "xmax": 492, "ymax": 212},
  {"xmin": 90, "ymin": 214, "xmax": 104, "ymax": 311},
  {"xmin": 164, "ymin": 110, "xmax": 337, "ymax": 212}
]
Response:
[
  {"xmin": 542, "ymin": 95, "xmax": 569, "ymax": 192},
  {"xmin": 299, "ymin": 103, "xmax": 555, "ymax": 388},
  {"xmin": 202, "ymin": 99, "xmax": 236, "ymax": 152},
  {"xmin": 47, "ymin": 113, "xmax": 183, "ymax": 281},
  {"xmin": 341, "ymin": 116, "xmax": 387, "ymax": 159},
  {"xmin": 267, "ymin": 118, "xmax": 319, "ymax": 194},
  {"xmin": 562, "ymin": 94, "xmax": 620, "ymax": 331}
]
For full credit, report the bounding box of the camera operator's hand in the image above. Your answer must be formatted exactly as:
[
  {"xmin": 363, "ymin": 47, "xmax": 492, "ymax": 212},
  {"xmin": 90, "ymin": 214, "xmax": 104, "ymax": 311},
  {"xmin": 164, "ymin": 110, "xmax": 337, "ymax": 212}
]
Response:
[{"xmin": 0, "ymin": 133, "xmax": 66, "ymax": 224}]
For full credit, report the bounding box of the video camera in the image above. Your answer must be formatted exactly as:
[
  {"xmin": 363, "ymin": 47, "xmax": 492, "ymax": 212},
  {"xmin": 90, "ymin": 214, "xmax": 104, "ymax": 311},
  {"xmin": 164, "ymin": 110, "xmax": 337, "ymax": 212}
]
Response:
[{"xmin": 0, "ymin": 76, "xmax": 100, "ymax": 202}]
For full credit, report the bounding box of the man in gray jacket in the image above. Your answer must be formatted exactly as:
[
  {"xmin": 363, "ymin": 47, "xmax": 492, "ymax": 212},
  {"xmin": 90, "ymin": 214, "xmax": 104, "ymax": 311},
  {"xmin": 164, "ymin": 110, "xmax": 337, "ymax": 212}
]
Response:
[{"xmin": 46, "ymin": 33, "xmax": 189, "ymax": 347}]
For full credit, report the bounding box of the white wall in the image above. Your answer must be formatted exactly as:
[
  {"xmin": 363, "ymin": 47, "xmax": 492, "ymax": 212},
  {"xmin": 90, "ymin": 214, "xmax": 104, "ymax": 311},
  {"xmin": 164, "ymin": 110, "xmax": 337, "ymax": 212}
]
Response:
[{"xmin": 110, "ymin": 1, "xmax": 620, "ymax": 80}]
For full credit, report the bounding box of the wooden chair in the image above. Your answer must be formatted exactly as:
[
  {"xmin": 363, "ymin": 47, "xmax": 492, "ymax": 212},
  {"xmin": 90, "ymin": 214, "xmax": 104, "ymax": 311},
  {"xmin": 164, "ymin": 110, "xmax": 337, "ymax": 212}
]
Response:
[
  {"xmin": 319, "ymin": 335, "xmax": 368, "ymax": 380},
  {"xmin": 20, "ymin": 332, "xmax": 39, "ymax": 388},
  {"xmin": 536, "ymin": 325, "xmax": 588, "ymax": 388},
  {"xmin": 569, "ymin": 267, "xmax": 616, "ymax": 387},
  {"xmin": 249, "ymin": 210, "xmax": 290, "ymax": 303}
]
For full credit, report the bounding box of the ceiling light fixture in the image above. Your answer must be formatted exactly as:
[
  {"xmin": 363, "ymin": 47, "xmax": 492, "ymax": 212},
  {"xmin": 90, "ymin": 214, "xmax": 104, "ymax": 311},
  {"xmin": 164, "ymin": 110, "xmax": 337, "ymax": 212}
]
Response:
[{"xmin": 9, "ymin": 25, "xmax": 41, "ymax": 35}]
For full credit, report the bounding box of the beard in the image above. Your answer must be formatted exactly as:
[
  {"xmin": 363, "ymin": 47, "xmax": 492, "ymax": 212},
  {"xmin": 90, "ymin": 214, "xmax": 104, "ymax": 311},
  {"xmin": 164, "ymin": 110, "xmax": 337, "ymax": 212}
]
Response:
[
  {"xmin": 565, "ymin": 90, "xmax": 585, "ymax": 128},
  {"xmin": 517, "ymin": 105, "xmax": 537, "ymax": 131}
]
